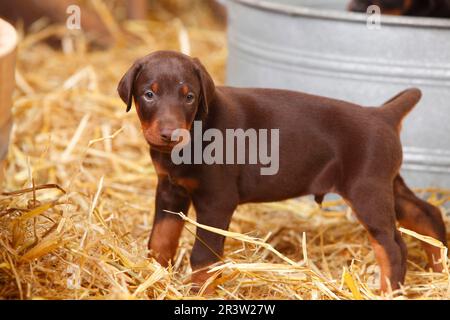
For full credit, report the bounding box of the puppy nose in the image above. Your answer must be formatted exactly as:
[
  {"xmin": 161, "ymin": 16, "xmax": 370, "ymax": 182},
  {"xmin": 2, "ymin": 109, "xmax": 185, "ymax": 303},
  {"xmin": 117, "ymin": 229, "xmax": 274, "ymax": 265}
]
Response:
[{"xmin": 160, "ymin": 128, "xmax": 175, "ymax": 142}]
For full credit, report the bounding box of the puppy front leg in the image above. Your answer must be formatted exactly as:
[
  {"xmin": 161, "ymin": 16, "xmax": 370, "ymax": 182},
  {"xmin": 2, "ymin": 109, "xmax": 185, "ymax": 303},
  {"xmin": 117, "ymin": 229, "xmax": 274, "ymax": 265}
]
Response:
[
  {"xmin": 189, "ymin": 198, "xmax": 237, "ymax": 294},
  {"xmin": 148, "ymin": 176, "xmax": 191, "ymax": 267}
]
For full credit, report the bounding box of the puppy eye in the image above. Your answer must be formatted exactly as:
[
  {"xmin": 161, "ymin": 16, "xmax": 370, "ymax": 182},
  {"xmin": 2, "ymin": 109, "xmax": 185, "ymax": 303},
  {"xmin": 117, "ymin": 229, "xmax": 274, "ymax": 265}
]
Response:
[
  {"xmin": 144, "ymin": 90, "xmax": 155, "ymax": 100},
  {"xmin": 186, "ymin": 93, "xmax": 195, "ymax": 104}
]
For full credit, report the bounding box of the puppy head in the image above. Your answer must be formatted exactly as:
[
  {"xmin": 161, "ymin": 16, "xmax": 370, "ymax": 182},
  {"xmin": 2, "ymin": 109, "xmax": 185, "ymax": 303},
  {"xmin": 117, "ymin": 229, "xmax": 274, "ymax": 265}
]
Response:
[
  {"xmin": 348, "ymin": 0, "xmax": 412, "ymax": 15},
  {"xmin": 117, "ymin": 51, "xmax": 215, "ymax": 151}
]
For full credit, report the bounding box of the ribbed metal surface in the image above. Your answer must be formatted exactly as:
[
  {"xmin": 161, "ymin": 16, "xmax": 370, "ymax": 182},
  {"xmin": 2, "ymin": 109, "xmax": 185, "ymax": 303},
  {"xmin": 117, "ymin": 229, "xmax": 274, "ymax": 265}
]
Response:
[{"xmin": 226, "ymin": 0, "xmax": 450, "ymax": 188}]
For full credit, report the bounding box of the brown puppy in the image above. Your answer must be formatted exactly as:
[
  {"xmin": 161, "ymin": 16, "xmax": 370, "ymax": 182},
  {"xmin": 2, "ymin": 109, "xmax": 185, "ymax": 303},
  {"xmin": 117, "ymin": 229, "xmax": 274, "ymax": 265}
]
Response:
[
  {"xmin": 118, "ymin": 51, "xmax": 448, "ymax": 294},
  {"xmin": 348, "ymin": 0, "xmax": 450, "ymax": 18}
]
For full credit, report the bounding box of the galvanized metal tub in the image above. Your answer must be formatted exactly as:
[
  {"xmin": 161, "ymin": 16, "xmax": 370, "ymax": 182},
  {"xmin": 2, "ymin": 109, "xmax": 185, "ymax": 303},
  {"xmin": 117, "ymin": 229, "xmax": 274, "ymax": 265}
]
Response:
[{"xmin": 226, "ymin": 0, "xmax": 450, "ymax": 188}]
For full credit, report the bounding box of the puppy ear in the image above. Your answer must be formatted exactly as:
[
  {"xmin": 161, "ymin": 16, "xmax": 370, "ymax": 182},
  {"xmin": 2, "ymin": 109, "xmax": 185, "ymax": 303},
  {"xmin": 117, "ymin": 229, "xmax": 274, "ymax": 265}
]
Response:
[
  {"xmin": 192, "ymin": 58, "xmax": 215, "ymax": 116},
  {"xmin": 117, "ymin": 61, "xmax": 142, "ymax": 112}
]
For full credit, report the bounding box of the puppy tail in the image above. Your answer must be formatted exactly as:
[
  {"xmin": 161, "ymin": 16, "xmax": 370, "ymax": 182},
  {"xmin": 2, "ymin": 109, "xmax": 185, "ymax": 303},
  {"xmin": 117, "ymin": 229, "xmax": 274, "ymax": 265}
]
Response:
[{"xmin": 379, "ymin": 88, "xmax": 422, "ymax": 131}]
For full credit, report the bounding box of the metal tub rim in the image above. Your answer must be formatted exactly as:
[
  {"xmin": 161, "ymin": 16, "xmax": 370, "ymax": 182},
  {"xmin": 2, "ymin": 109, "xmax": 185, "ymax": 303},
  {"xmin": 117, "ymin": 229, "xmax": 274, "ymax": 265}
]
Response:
[{"xmin": 229, "ymin": 0, "xmax": 450, "ymax": 29}]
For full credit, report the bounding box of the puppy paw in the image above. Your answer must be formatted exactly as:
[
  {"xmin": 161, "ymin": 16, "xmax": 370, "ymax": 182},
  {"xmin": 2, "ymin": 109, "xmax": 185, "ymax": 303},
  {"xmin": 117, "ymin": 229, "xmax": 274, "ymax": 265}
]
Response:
[{"xmin": 190, "ymin": 268, "xmax": 220, "ymax": 296}]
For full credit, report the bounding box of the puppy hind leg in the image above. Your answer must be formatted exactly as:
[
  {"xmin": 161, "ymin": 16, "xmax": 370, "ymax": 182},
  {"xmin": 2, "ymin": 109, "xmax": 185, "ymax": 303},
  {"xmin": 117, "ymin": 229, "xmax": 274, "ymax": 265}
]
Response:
[
  {"xmin": 394, "ymin": 175, "xmax": 448, "ymax": 272},
  {"xmin": 345, "ymin": 182, "xmax": 407, "ymax": 292}
]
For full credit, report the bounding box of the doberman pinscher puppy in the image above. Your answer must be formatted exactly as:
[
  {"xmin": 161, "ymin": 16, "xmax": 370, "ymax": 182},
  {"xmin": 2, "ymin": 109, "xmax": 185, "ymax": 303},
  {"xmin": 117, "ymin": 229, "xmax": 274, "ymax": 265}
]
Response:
[
  {"xmin": 118, "ymin": 51, "xmax": 448, "ymax": 294},
  {"xmin": 348, "ymin": 0, "xmax": 450, "ymax": 17}
]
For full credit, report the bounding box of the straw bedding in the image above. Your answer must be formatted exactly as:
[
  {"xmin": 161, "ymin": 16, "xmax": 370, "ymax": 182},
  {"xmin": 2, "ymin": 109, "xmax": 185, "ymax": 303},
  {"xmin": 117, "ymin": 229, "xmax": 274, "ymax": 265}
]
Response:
[{"xmin": 0, "ymin": 1, "xmax": 449, "ymax": 300}]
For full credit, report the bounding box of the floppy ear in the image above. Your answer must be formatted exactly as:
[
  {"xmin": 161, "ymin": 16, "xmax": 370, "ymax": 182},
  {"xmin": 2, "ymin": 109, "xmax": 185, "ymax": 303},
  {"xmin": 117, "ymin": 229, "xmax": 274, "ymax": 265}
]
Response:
[
  {"xmin": 117, "ymin": 61, "xmax": 143, "ymax": 112},
  {"xmin": 192, "ymin": 58, "xmax": 215, "ymax": 116}
]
